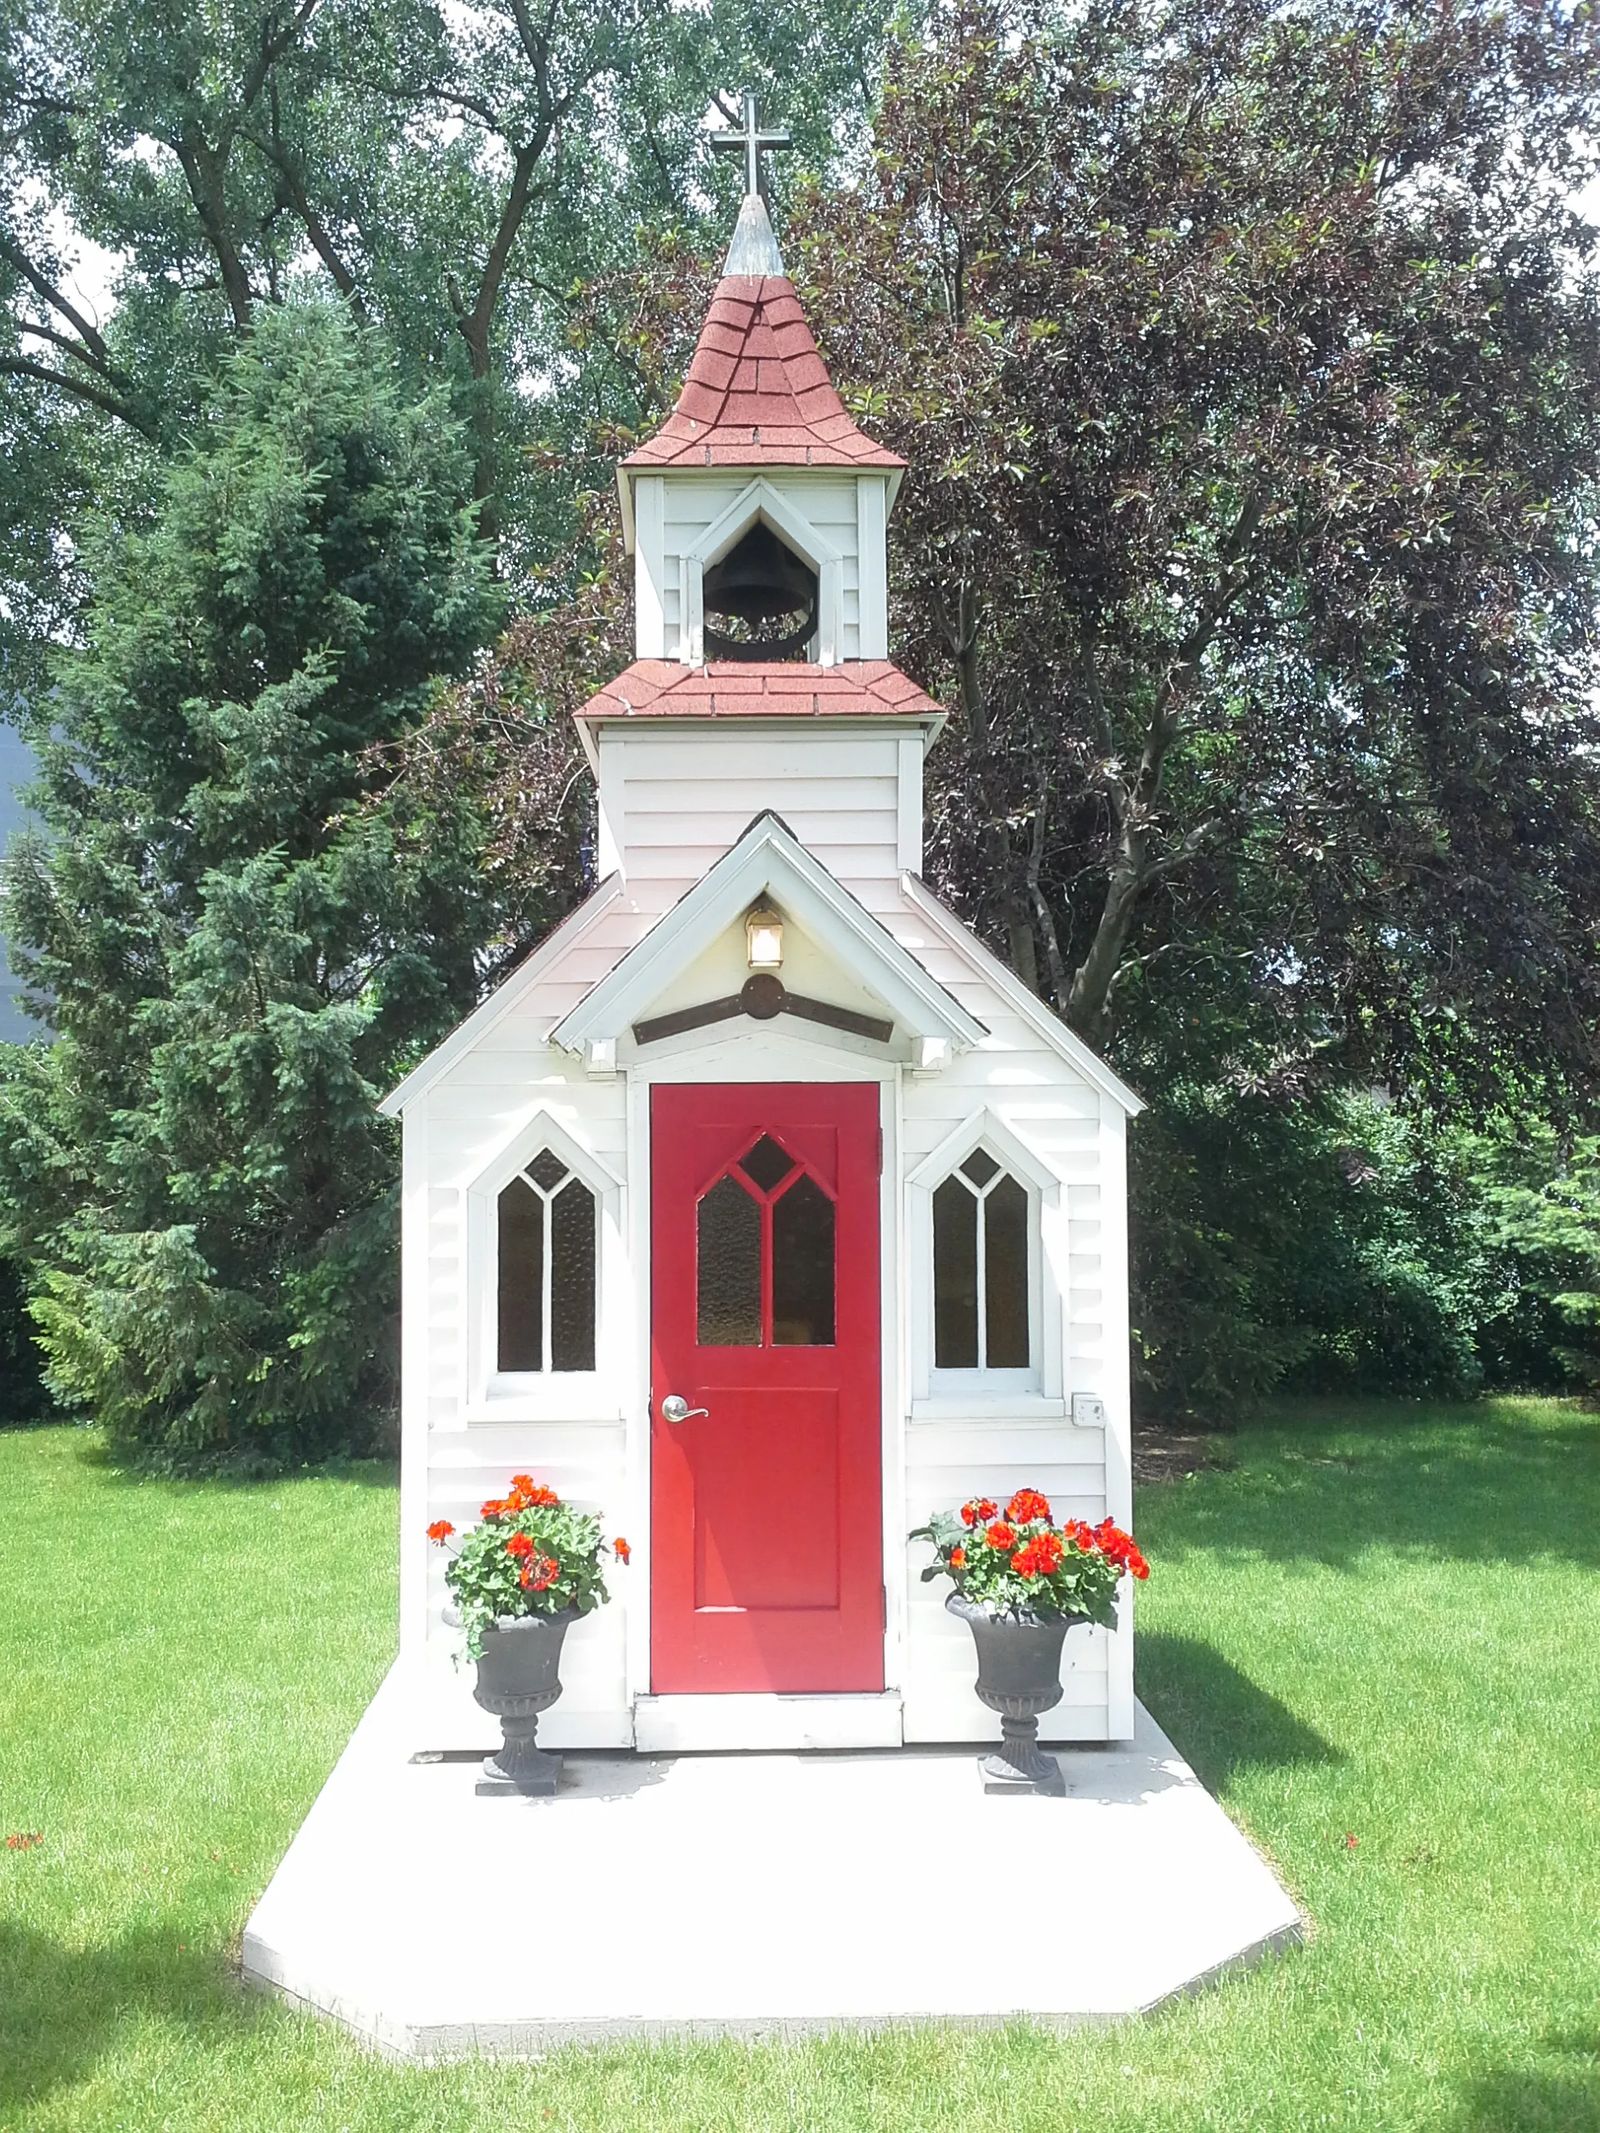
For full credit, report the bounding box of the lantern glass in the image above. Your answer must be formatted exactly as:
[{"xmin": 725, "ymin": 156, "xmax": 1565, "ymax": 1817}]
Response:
[{"xmin": 745, "ymin": 903, "xmax": 784, "ymax": 972}]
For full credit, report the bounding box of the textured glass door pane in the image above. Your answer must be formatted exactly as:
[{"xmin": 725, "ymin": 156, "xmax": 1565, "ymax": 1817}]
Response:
[
  {"xmin": 497, "ymin": 1179, "xmax": 545, "ymax": 1371},
  {"xmin": 771, "ymin": 1174, "xmax": 835, "ymax": 1345},
  {"xmin": 697, "ymin": 1174, "xmax": 762, "ymax": 1345},
  {"xmin": 984, "ymin": 1174, "xmax": 1031, "ymax": 1367},
  {"xmin": 932, "ymin": 1176, "xmax": 979, "ymax": 1367},
  {"xmin": 549, "ymin": 1177, "xmax": 597, "ymax": 1371}
]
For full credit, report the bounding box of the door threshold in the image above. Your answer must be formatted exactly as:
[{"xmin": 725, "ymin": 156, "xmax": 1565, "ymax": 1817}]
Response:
[{"xmin": 633, "ymin": 1692, "xmax": 904, "ymax": 1753}]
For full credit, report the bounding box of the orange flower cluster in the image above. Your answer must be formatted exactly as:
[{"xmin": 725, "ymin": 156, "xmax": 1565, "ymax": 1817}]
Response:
[
  {"xmin": 1086, "ymin": 1517, "xmax": 1150, "ymax": 1580},
  {"xmin": 425, "ymin": 1519, "xmax": 454, "ymax": 1545},
  {"xmin": 612, "ymin": 1537, "xmax": 631, "ymax": 1564},
  {"xmin": 1006, "ymin": 1488, "xmax": 1053, "ymax": 1525},
  {"xmin": 1011, "ymin": 1529, "xmax": 1066, "ymax": 1579},
  {"xmin": 959, "ymin": 1497, "xmax": 999, "ymax": 1527},
  {"xmin": 482, "ymin": 1474, "xmax": 562, "ymax": 1519}
]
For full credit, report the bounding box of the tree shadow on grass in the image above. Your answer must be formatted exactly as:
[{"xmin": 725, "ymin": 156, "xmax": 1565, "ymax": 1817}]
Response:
[
  {"xmin": 1455, "ymin": 2028, "xmax": 1600, "ymax": 2132},
  {"xmin": 1136, "ymin": 1631, "xmax": 1343, "ymax": 1793},
  {"xmin": 73, "ymin": 1436, "xmax": 400, "ymax": 1493},
  {"xmin": 0, "ymin": 1920, "xmax": 296, "ymax": 2121},
  {"xmin": 1140, "ymin": 1408, "xmax": 1600, "ymax": 1574}
]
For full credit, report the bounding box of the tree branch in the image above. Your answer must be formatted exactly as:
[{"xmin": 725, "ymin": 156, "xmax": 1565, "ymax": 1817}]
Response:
[
  {"xmin": 0, "ymin": 234, "xmax": 113, "ymax": 366},
  {"xmin": 0, "ymin": 353, "xmax": 154, "ymax": 433},
  {"xmin": 1065, "ymin": 495, "xmax": 1264, "ymax": 1038}
]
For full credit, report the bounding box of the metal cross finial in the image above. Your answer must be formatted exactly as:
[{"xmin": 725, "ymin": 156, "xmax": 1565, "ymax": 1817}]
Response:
[{"xmin": 710, "ymin": 90, "xmax": 791, "ymax": 200}]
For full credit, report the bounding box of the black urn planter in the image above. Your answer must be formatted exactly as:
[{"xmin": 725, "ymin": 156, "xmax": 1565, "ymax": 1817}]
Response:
[
  {"xmin": 946, "ymin": 1592, "xmax": 1085, "ymax": 1796},
  {"xmin": 470, "ymin": 1607, "xmax": 578, "ymax": 1796}
]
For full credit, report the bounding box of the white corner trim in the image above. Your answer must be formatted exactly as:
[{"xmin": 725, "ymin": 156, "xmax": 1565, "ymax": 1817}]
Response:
[
  {"xmin": 898, "ymin": 873, "xmax": 1146, "ymax": 1117},
  {"xmin": 551, "ymin": 815, "xmax": 986, "ymax": 1057},
  {"xmin": 377, "ymin": 877, "xmax": 625, "ymax": 1117}
]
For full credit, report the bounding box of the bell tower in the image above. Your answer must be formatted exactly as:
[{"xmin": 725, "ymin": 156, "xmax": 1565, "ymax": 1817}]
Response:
[
  {"xmin": 617, "ymin": 95, "xmax": 906, "ymax": 669},
  {"xmin": 585, "ymin": 96, "xmax": 941, "ymax": 887}
]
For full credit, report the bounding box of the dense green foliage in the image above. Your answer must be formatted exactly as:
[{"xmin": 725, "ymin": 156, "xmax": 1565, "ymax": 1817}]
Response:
[
  {"xmin": 1130, "ymin": 1093, "xmax": 1600, "ymax": 1419},
  {"xmin": 5, "ymin": 1400, "xmax": 1599, "ymax": 2129},
  {"xmin": 0, "ymin": 305, "xmax": 507, "ymax": 1464},
  {"xmin": 0, "ymin": 0, "xmax": 902, "ymax": 683}
]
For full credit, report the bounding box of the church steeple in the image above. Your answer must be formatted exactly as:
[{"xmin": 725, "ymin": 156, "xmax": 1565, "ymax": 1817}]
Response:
[
  {"xmin": 622, "ymin": 90, "xmax": 903, "ymax": 483},
  {"xmin": 609, "ymin": 94, "xmax": 915, "ymax": 692}
]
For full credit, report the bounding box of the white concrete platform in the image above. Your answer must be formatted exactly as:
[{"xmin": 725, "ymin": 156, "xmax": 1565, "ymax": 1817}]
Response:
[{"xmin": 242, "ymin": 1665, "xmax": 1301, "ymax": 2057}]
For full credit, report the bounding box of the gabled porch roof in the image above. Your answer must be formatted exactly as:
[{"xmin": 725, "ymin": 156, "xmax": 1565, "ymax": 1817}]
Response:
[{"xmin": 549, "ymin": 812, "xmax": 985, "ymax": 1064}]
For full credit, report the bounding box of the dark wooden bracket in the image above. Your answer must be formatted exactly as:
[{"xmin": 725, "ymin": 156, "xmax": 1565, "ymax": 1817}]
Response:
[{"xmin": 633, "ymin": 975, "xmax": 894, "ymax": 1048}]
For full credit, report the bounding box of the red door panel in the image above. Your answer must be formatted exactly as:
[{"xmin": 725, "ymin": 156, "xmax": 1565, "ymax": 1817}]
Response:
[{"xmin": 650, "ymin": 1083, "xmax": 882, "ymax": 1693}]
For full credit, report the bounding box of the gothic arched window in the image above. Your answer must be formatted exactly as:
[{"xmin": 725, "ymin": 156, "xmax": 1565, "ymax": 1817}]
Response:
[
  {"xmin": 496, "ymin": 1149, "xmax": 598, "ymax": 1374},
  {"xmin": 931, "ymin": 1148, "xmax": 1032, "ymax": 1372}
]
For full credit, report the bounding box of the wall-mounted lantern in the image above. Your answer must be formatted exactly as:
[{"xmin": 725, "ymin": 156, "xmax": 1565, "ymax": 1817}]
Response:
[{"xmin": 744, "ymin": 899, "xmax": 785, "ymax": 973}]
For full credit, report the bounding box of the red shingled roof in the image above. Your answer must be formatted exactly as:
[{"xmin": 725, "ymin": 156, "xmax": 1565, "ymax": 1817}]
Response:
[
  {"xmin": 623, "ymin": 276, "xmax": 904, "ymax": 472},
  {"xmin": 577, "ymin": 660, "xmax": 941, "ymax": 722}
]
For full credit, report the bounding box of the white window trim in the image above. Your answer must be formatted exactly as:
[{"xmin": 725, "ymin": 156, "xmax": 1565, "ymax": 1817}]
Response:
[
  {"xmin": 465, "ymin": 1109, "xmax": 625, "ymax": 1423},
  {"xmin": 679, "ymin": 478, "xmax": 844, "ymax": 668},
  {"xmin": 906, "ymin": 1109, "xmax": 1064, "ymax": 1414}
]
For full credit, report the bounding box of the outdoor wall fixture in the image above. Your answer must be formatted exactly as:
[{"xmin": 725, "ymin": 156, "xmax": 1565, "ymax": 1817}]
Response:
[{"xmin": 744, "ymin": 898, "xmax": 785, "ymax": 972}]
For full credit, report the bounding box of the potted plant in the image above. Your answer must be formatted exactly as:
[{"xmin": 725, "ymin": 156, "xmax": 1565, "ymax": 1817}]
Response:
[
  {"xmin": 911, "ymin": 1489, "xmax": 1149, "ymax": 1795},
  {"xmin": 426, "ymin": 1475, "xmax": 630, "ymax": 1796}
]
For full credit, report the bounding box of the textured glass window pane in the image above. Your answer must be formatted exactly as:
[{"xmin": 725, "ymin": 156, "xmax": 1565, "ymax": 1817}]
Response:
[
  {"xmin": 697, "ymin": 1174, "xmax": 762, "ymax": 1345},
  {"xmin": 527, "ymin": 1148, "xmax": 568, "ymax": 1193},
  {"xmin": 549, "ymin": 1177, "xmax": 597, "ymax": 1371},
  {"xmin": 933, "ymin": 1175, "xmax": 978, "ymax": 1367},
  {"xmin": 961, "ymin": 1147, "xmax": 1000, "ymax": 1188},
  {"xmin": 497, "ymin": 1179, "xmax": 545, "ymax": 1371},
  {"xmin": 984, "ymin": 1175, "xmax": 1031, "ymax": 1367},
  {"xmin": 740, "ymin": 1133, "xmax": 796, "ymax": 1193},
  {"xmin": 771, "ymin": 1175, "xmax": 835, "ymax": 1345}
]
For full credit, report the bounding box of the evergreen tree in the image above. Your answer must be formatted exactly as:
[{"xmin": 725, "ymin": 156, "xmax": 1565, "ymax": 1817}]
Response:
[{"xmin": 0, "ymin": 301, "xmax": 505, "ymax": 1465}]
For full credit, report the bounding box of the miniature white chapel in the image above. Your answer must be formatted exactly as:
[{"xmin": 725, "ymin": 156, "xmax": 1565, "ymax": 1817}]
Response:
[{"xmin": 381, "ymin": 99, "xmax": 1143, "ymax": 1754}]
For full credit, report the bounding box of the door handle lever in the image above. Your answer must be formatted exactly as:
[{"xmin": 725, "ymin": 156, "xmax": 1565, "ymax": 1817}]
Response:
[{"xmin": 660, "ymin": 1394, "xmax": 709, "ymax": 1425}]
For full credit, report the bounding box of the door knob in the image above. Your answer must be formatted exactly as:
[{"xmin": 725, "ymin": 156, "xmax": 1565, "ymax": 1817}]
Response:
[{"xmin": 660, "ymin": 1394, "xmax": 709, "ymax": 1425}]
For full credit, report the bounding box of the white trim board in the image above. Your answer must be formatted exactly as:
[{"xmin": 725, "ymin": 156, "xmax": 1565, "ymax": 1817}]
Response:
[{"xmin": 632, "ymin": 1694, "xmax": 904, "ymax": 1753}]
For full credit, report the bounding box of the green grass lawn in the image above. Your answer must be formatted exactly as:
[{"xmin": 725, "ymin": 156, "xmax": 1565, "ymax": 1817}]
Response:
[{"xmin": 2, "ymin": 1399, "xmax": 1597, "ymax": 2133}]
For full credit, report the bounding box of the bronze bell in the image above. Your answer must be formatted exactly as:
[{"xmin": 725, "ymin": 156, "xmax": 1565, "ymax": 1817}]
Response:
[{"xmin": 704, "ymin": 522, "xmax": 816, "ymax": 622}]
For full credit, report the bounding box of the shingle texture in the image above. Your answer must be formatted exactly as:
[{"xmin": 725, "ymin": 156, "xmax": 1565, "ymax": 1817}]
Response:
[
  {"xmin": 577, "ymin": 660, "xmax": 941, "ymax": 722},
  {"xmin": 623, "ymin": 277, "xmax": 904, "ymax": 471}
]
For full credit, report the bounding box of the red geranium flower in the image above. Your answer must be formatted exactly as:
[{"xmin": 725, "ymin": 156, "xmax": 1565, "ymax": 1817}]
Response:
[
  {"xmin": 613, "ymin": 1537, "xmax": 631, "ymax": 1564},
  {"xmin": 481, "ymin": 1497, "xmax": 511, "ymax": 1519},
  {"xmin": 949, "ymin": 1545, "xmax": 966, "ymax": 1569},
  {"xmin": 1007, "ymin": 1488, "xmax": 1053, "ymax": 1526},
  {"xmin": 1013, "ymin": 1530, "xmax": 1064, "ymax": 1579},
  {"xmin": 506, "ymin": 1532, "xmax": 535, "ymax": 1560},
  {"xmin": 425, "ymin": 1520, "xmax": 454, "ymax": 1545},
  {"xmin": 985, "ymin": 1521, "xmax": 1017, "ymax": 1551},
  {"xmin": 510, "ymin": 1474, "xmax": 536, "ymax": 1495}
]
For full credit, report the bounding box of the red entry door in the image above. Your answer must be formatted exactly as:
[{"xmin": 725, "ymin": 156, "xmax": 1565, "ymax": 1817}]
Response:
[{"xmin": 650, "ymin": 1083, "xmax": 883, "ymax": 1694}]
